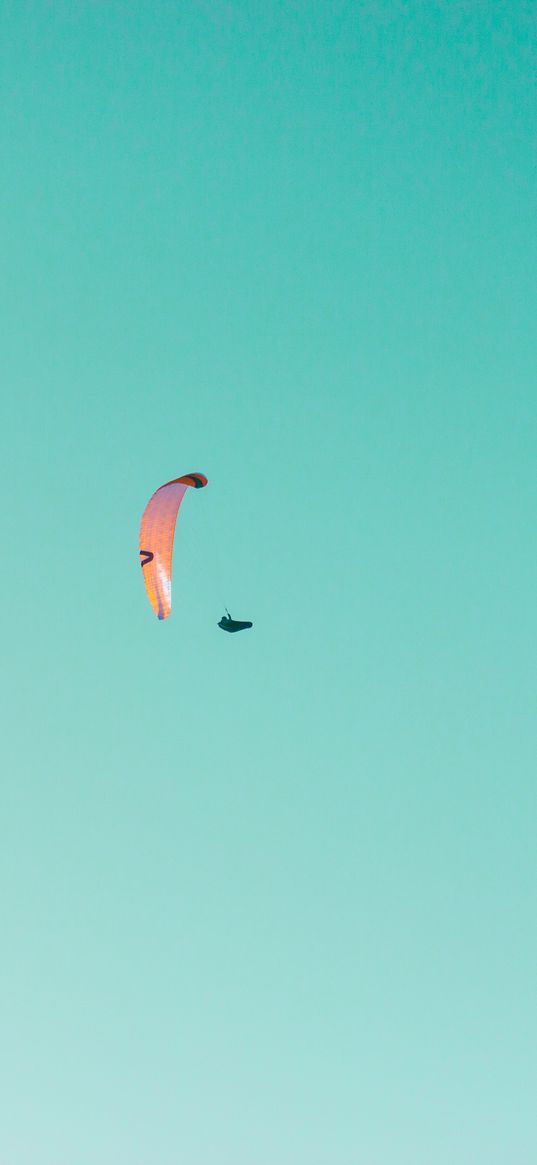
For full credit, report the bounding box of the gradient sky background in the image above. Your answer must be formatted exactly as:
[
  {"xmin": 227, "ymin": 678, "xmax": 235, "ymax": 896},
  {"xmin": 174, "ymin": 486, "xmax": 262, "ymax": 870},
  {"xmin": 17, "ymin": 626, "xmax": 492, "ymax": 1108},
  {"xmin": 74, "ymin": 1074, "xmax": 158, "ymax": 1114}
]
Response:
[{"xmin": 2, "ymin": 2, "xmax": 537, "ymax": 1162}]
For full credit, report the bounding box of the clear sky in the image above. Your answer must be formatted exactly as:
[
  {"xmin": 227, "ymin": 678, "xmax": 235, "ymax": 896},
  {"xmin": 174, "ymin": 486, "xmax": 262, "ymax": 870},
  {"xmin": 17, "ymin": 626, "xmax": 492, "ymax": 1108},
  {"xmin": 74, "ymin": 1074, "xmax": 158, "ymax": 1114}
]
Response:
[{"xmin": 2, "ymin": 3, "xmax": 537, "ymax": 1162}]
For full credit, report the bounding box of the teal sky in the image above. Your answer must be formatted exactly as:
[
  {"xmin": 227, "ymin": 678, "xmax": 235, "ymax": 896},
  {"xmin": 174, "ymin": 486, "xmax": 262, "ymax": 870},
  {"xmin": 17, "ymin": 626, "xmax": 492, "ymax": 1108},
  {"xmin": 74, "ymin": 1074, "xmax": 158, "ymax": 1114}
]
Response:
[{"xmin": 2, "ymin": 3, "xmax": 537, "ymax": 1161}]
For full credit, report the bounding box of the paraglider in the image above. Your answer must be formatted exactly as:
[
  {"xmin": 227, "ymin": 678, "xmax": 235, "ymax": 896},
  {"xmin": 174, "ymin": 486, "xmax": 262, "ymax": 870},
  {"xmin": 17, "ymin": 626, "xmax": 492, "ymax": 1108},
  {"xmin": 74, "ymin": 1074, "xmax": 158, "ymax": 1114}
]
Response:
[
  {"xmin": 139, "ymin": 471, "xmax": 208, "ymax": 619},
  {"xmin": 139, "ymin": 472, "xmax": 253, "ymax": 632},
  {"xmin": 218, "ymin": 610, "xmax": 253, "ymax": 633}
]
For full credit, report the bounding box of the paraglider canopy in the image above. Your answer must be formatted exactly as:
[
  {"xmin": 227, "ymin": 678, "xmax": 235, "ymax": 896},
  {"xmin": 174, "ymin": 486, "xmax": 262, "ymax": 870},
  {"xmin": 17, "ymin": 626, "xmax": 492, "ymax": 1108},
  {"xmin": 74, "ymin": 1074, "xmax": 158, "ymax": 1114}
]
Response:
[
  {"xmin": 218, "ymin": 611, "xmax": 253, "ymax": 633},
  {"xmin": 139, "ymin": 471, "xmax": 208, "ymax": 619}
]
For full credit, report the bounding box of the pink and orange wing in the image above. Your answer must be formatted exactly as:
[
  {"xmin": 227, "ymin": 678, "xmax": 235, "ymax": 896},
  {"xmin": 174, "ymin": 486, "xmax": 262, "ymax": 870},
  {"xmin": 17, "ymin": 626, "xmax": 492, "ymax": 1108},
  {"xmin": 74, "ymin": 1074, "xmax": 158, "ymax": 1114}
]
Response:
[{"xmin": 139, "ymin": 472, "xmax": 207, "ymax": 619}]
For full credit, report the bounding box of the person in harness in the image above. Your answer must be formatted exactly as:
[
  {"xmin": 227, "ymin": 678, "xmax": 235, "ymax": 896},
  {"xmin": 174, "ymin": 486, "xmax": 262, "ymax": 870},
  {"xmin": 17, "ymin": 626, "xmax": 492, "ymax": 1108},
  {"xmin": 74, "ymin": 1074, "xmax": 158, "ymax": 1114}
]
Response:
[{"xmin": 218, "ymin": 609, "xmax": 253, "ymax": 633}]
